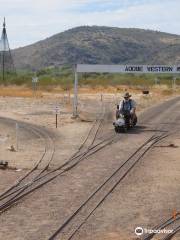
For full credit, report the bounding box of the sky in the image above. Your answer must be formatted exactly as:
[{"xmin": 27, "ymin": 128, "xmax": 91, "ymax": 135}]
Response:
[{"xmin": 0, "ymin": 0, "xmax": 179, "ymax": 49}]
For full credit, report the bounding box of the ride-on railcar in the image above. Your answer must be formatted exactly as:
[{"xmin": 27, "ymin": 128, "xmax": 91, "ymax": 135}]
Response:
[{"xmin": 113, "ymin": 105, "xmax": 137, "ymax": 133}]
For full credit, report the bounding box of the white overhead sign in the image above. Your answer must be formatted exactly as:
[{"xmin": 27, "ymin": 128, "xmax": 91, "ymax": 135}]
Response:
[{"xmin": 76, "ymin": 64, "xmax": 180, "ymax": 74}]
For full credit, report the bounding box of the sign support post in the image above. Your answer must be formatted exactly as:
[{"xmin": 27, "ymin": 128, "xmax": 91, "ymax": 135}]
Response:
[
  {"xmin": 73, "ymin": 68, "xmax": 78, "ymax": 118},
  {"xmin": 32, "ymin": 76, "xmax": 39, "ymax": 97},
  {"xmin": 54, "ymin": 106, "xmax": 60, "ymax": 128}
]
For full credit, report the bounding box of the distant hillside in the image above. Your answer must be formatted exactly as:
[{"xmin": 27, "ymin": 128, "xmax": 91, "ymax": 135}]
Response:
[{"xmin": 12, "ymin": 26, "xmax": 180, "ymax": 70}]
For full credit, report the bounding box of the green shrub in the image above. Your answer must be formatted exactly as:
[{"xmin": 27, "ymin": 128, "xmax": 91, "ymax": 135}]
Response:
[{"xmin": 0, "ymin": 66, "xmax": 179, "ymax": 89}]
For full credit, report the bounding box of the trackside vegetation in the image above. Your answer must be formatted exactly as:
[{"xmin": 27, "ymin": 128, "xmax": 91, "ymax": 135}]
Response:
[{"xmin": 0, "ymin": 66, "xmax": 180, "ymax": 90}]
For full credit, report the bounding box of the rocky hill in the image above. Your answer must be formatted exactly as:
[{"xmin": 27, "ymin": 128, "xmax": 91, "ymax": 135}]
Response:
[{"xmin": 12, "ymin": 26, "xmax": 180, "ymax": 70}]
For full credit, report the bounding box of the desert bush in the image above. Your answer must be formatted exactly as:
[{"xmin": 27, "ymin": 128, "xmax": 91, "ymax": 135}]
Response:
[{"xmin": 0, "ymin": 66, "xmax": 179, "ymax": 90}]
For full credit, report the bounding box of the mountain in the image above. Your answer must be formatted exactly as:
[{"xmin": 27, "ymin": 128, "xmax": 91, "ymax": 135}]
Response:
[{"xmin": 12, "ymin": 26, "xmax": 180, "ymax": 70}]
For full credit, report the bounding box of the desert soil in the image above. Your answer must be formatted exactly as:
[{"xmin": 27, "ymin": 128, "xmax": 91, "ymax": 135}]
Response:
[{"xmin": 0, "ymin": 91, "xmax": 179, "ymax": 240}]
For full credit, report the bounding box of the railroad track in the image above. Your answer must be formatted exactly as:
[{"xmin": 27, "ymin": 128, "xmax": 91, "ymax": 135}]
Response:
[
  {"xmin": 0, "ymin": 117, "xmax": 55, "ymax": 200},
  {"xmin": 47, "ymin": 99, "xmax": 179, "ymax": 240},
  {"xmin": 1, "ymin": 98, "xmax": 179, "ymax": 239},
  {"xmin": 142, "ymin": 214, "xmax": 180, "ymax": 240},
  {"xmin": 139, "ymin": 116, "xmax": 180, "ymax": 240},
  {"xmin": 47, "ymin": 132, "xmax": 170, "ymax": 240},
  {"xmin": 0, "ymin": 106, "xmax": 119, "ymax": 213},
  {"xmin": 163, "ymin": 225, "xmax": 180, "ymax": 240}
]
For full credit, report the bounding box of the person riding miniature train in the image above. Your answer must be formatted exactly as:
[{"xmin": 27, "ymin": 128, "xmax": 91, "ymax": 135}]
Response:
[{"xmin": 116, "ymin": 92, "xmax": 137, "ymax": 127}]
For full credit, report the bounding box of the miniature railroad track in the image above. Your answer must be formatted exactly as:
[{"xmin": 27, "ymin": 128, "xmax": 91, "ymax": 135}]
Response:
[
  {"xmin": 0, "ymin": 98, "xmax": 178, "ymax": 206},
  {"xmin": 0, "ymin": 106, "xmax": 175, "ymax": 211},
  {"xmin": 46, "ymin": 99, "xmax": 179, "ymax": 240},
  {"xmin": 1, "ymin": 97, "xmax": 179, "ymax": 239},
  {"xmin": 0, "ymin": 117, "xmax": 55, "ymax": 199},
  {"xmin": 0, "ymin": 106, "xmax": 119, "ymax": 213},
  {"xmin": 47, "ymin": 132, "xmax": 169, "ymax": 240},
  {"xmin": 142, "ymin": 214, "xmax": 180, "ymax": 240},
  {"xmin": 162, "ymin": 225, "xmax": 180, "ymax": 240}
]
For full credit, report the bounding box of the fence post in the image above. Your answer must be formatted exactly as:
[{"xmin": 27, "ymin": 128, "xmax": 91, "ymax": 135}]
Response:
[{"xmin": 16, "ymin": 122, "xmax": 19, "ymax": 151}]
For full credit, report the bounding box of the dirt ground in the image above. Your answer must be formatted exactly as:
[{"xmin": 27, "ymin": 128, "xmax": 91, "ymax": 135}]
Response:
[
  {"xmin": 0, "ymin": 89, "xmax": 176, "ymax": 169},
  {"xmin": 0, "ymin": 89, "xmax": 179, "ymax": 240},
  {"xmin": 73, "ymin": 125, "xmax": 180, "ymax": 240}
]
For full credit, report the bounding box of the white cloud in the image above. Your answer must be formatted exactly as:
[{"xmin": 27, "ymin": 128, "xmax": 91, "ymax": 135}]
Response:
[{"xmin": 0, "ymin": 0, "xmax": 179, "ymax": 48}]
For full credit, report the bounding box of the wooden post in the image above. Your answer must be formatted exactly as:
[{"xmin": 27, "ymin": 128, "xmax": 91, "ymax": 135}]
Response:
[
  {"xmin": 173, "ymin": 77, "xmax": 176, "ymax": 90},
  {"xmin": 56, "ymin": 114, "xmax": 58, "ymax": 128},
  {"xmin": 16, "ymin": 123, "xmax": 18, "ymax": 151}
]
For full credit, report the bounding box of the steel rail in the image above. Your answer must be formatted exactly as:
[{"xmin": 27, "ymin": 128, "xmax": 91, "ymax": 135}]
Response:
[
  {"xmin": 142, "ymin": 215, "xmax": 180, "ymax": 240},
  {"xmin": 48, "ymin": 133, "xmax": 168, "ymax": 240},
  {"xmin": 0, "ymin": 131, "xmax": 117, "ymax": 204},
  {"xmin": 0, "ymin": 132, "xmax": 117, "ymax": 213},
  {"xmin": 162, "ymin": 225, "xmax": 180, "ymax": 240},
  {"xmin": 0, "ymin": 122, "xmax": 50, "ymax": 199},
  {"xmin": 0, "ymin": 107, "xmax": 107, "ymax": 211}
]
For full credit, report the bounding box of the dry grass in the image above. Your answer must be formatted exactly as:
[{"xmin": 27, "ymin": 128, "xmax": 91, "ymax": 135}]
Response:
[
  {"xmin": 0, "ymin": 85, "xmax": 179, "ymax": 98},
  {"xmin": 0, "ymin": 86, "xmax": 43, "ymax": 98}
]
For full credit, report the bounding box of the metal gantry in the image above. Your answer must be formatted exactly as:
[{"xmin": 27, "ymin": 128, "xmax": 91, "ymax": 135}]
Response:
[{"xmin": 0, "ymin": 18, "xmax": 16, "ymax": 84}]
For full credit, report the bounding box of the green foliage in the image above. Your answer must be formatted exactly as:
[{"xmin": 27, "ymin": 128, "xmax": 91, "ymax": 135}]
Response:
[
  {"xmin": 79, "ymin": 72, "xmax": 180, "ymax": 88},
  {"xmin": 36, "ymin": 66, "xmax": 74, "ymax": 90},
  {"xmin": 0, "ymin": 71, "xmax": 33, "ymax": 86},
  {"xmin": 0, "ymin": 66, "xmax": 180, "ymax": 89}
]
